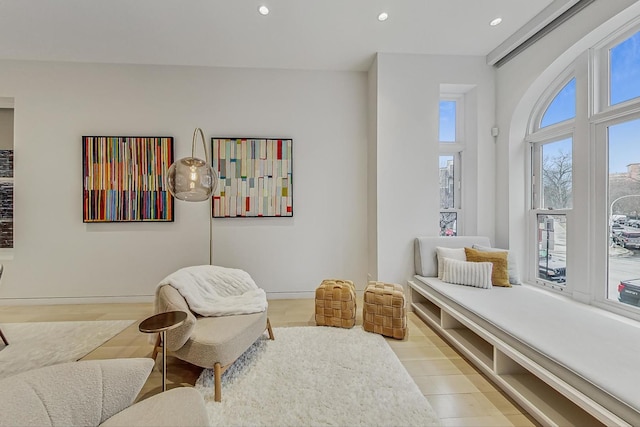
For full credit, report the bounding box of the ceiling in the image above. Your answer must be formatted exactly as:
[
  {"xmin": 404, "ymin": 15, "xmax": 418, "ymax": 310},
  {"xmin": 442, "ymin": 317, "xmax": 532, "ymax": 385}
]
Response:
[{"xmin": 0, "ymin": 0, "xmax": 564, "ymax": 71}]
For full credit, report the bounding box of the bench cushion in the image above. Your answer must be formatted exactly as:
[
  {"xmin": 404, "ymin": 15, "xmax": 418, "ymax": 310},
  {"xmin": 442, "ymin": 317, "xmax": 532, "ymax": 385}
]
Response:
[{"xmin": 414, "ymin": 275, "xmax": 640, "ymax": 422}]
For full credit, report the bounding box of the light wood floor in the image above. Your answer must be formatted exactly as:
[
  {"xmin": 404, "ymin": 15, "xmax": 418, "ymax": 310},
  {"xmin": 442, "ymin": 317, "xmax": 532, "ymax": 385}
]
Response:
[{"xmin": 0, "ymin": 298, "xmax": 539, "ymax": 427}]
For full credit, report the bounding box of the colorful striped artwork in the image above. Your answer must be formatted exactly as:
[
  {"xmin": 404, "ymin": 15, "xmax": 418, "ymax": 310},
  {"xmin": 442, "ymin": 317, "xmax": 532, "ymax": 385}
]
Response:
[
  {"xmin": 82, "ymin": 136, "xmax": 174, "ymax": 222},
  {"xmin": 211, "ymin": 138, "xmax": 293, "ymax": 217}
]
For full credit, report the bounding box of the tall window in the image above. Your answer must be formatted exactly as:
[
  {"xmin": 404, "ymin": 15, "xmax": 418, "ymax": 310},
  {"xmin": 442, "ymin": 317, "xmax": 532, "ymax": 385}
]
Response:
[
  {"xmin": 600, "ymin": 30, "xmax": 640, "ymax": 312},
  {"xmin": 439, "ymin": 155, "xmax": 457, "ymax": 236},
  {"xmin": 439, "ymin": 97, "xmax": 463, "ymax": 236},
  {"xmin": 606, "ymin": 117, "xmax": 640, "ymax": 307},
  {"xmin": 531, "ymin": 137, "xmax": 572, "ymax": 288},
  {"xmin": 529, "ymin": 77, "xmax": 575, "ymax": 289}
]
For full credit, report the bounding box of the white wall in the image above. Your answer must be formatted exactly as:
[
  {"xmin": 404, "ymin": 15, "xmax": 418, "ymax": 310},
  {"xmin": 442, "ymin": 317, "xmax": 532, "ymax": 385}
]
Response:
[
  {"xmin": 0, "ymin": 60, "xmax": 368, "ymax": 302},
  {"xmin": 367, "ymin": 57, "xmax": 379, "ymax": 283},
  {"xmin": 370, "ymin": 53, "xmax": 496, "ymax": 286},
  {"xmin": 494, "ymin": 0, "xmax": 639, "ymax": 284}
]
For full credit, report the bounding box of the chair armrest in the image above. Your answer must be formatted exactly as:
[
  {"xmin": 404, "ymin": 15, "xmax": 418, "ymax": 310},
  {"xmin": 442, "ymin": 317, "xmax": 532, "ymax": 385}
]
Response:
[
  {"xmin": 100, "ymin": 387, "xmax": 210, "ymax": 427},
  {"xmin": 155, "ymin": 285, "xmax": 197, "ymax": 351},
  {"xmin": 0, "ymin": 358, "xmax": 153, "ymax": 427}
]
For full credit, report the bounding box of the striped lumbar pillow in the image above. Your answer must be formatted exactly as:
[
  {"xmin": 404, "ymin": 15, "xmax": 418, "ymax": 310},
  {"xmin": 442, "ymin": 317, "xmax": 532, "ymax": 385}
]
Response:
[{"xmin": 441, "ymin": 257, "xmax": 493, "ymax": 289}]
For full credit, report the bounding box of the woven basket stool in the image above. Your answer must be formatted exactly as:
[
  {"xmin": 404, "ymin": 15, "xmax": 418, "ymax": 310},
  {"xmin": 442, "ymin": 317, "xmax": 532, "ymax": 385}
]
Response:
[
  {"xmin": 363, "ymin": 281, "xmax": 407, "ymax": 340},
  {"xmin": 315, "ymin": 279, "xmax": 356, "ymax": 329}
]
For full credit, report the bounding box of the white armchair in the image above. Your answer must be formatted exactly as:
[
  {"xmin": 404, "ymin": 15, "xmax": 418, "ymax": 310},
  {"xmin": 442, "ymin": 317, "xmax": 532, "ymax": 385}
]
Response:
[{"xmin": 0, "ymin": 358, "xmax": 210, "ymax": 427}]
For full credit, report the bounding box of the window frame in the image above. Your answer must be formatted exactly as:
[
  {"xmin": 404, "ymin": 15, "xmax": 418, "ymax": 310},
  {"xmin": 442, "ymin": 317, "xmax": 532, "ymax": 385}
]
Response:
[
  {"xmin": 592, "ymin": 22, "xmax": 640, "ymax": 115},
  {"xmin": 439, "ymin": 152, "xmax": 462, "ymax": 236},
  {"xmin": 439, "ymin": 94, "xmax": 465, "ymax": 144},
  {"xmin": 593, "ymin": 110, "xmax": 640, "ymax": 311},
  {"xmin": 526, "ymin": 70, "xmax": 576, "ymax": 293},
  {"xmin": 590, "ymin": 23, "xmax": 640, "ymax": 317},
  {"xmin": 439, "ymin": 93, "xmax": 465, "ymax": 236},
  {"xmin": 522, "ymin": 19, "xmax": 640, "ymax": 320},
  {"xmin": 529, "ymin": 72, "xmax": 577, "ymax": 134}
]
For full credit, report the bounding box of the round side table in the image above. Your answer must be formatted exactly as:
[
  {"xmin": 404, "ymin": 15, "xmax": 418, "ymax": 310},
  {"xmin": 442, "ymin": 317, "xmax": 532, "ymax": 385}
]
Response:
[{"xmin": 139, "ymin": 310, "xmax": 187, "ymax": 392}]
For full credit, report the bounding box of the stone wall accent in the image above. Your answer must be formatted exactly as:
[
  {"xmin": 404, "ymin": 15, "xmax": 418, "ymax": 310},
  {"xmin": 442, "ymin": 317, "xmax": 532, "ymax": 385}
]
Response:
[
  {"xmin": 0, "ymin": 181, "xmax": 12, "ymax": 248},
  {"xmin": 0, "ymin": 150, "xmax": 13, "ymax": 178}
]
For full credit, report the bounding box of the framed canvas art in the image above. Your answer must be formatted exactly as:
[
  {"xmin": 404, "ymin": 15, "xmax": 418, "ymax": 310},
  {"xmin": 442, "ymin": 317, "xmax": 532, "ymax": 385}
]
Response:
[
  {"xmin": 82, "ymin": 136, "xmax": 174, "ymax": 222},
  {"xmin": 211, "ymin": 138, "xmax": 293, "ymax": 217}
]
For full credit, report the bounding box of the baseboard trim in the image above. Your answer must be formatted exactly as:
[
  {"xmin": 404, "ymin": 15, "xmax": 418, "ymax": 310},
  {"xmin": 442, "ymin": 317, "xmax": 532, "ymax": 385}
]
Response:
[
  {"xmin": 0, "ymin": 295, "xmax": 155, "ymax": 305},
  {"xmin": 266, "ymin": 291, "xmax": 315, "ymax": 299},
  {"xmin": 0, "ymin": 291, "xmax": 316, "ymax": 305}
]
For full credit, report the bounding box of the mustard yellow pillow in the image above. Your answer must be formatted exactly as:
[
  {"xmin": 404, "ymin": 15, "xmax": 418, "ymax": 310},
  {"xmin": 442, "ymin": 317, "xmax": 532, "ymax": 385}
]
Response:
[{"xmin": 464, "ymin": 247, "xmax": 511, "ymax": 287}]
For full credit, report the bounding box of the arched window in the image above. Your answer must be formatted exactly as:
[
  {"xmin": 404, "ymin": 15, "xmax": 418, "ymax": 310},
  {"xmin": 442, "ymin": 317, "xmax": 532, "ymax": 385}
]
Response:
[
  {"xmin": 527, "ymin": 74, "xmax": 575, "ymax": 290},
  {"xmin": 540, "ymin": 78, "xmax": 576, "ymax": 128},
  {"xmin": 523, "ymin": 20, "xmax": 640, "ymax": 320}
]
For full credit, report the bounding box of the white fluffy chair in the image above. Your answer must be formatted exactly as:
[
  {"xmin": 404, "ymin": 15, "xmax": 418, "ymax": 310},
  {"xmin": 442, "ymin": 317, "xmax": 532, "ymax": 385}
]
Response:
[
  {"xmin": 154, "ymin": 265, "xmax": 274, "ymax": 402},
  {"xmin": 0, "ymin": 358, "xmax": 210, "ymax": 427}
]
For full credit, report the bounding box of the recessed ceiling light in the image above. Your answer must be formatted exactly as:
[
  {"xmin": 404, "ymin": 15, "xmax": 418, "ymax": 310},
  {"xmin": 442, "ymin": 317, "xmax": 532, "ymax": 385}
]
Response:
[
  {"xmin": 258, "ymin": 5, "xmax": 269, "ymax": 16},
  {"xmin": 377, "ymin": 12, "xmax": 389, "ymax": 22},
  {"xmin": 490, "ymin": 17, "xmax": 502, "ymax": 26}
]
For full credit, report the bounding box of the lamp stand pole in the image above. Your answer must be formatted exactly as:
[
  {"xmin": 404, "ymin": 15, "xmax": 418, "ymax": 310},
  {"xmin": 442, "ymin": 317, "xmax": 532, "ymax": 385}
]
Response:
[{"xmin": 209, "ymin": 196, "xmax": 213, "ymax": 265}]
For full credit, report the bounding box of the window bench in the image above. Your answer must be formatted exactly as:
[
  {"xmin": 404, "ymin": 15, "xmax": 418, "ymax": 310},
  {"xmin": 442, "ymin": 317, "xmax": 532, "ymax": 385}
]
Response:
[{"xmin": 409, "ymin": 236, "xmax": 640, "ymax": 427}]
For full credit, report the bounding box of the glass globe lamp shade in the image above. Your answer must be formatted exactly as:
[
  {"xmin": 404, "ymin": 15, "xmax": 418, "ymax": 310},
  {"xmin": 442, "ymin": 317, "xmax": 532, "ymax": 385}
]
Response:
[{"xmin": 167, "ymin": 157, "xmax": 217, "ymax": 202}]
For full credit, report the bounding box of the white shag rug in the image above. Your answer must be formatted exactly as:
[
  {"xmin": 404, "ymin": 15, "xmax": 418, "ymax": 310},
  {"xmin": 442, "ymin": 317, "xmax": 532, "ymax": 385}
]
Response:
[
  {"xmin": 195, "ymin": 326, "xmax": 441, "ymax": 427},
  {"xmin": 0, "ymin": 320, "xmax": 134, "ymax": 379}
]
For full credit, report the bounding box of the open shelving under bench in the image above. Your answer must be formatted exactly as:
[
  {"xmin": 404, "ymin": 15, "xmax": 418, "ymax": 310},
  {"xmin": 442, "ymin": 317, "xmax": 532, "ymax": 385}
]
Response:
[{"xmin": 408, "ymin": 278, "xmax": 640, "ymax": 427}]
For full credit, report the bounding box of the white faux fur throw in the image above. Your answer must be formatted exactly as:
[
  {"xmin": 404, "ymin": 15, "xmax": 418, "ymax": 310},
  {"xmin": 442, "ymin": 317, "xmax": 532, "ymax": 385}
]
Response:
[{"xmin": 158, "ymin": 265, "xmax": 268, "ymax": 317}]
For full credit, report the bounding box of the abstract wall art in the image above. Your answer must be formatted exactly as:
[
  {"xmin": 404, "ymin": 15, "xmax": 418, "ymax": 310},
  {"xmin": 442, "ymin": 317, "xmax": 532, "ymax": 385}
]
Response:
[
  {"xmin": 82, "ymin": 136, "xmax": 174, "ymax": 222},
  {"xmin": 211, "ymin": 138, "xmax": 293, "ymax": 217}
]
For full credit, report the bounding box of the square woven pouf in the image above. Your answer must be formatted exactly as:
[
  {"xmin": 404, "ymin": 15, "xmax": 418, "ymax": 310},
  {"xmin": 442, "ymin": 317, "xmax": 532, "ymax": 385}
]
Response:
[
  {"xmin": 363, "ymin": 281, "xmax": 407, "ymax": 340},
  {"xmin": 315, "ymin": 279, "xmax": 356, "ymax": 328}
]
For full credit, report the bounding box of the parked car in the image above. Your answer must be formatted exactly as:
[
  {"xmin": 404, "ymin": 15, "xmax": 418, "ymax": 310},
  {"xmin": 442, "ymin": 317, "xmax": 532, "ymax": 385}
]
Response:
[
  {"xmin": 628, "ymin": 219, "xmax": 640, "ymax": 228},
  {"xmin": 613, "ymin": 230, "xmax": 640, "ymax": 249},
  {"xmin": 611, "ymin": 223, "xmax": 624, "ymax": 232},
  {"xmin": 618, "ymin": 278, "xmax": 640, "ymax": 306},
  {"xmin": 612, "ymin": 215, "xmax": 628, "ymax": 224},
  {"xmin": 538, "ymin": 256, "xmax": 566, "ymax": 283}
]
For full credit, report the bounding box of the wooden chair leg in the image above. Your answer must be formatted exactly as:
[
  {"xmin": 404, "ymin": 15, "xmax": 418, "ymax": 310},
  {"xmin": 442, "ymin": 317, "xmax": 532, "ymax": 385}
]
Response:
[
  {"xmin": 0, "ymin": 328, "xmax": 8, "ymax": 345},
  {"xmin": 266, "ymin": 318, "xmax": 274, "ymax": 340},
  {"xmin": 151, "ymin": 333, "xmax": 161, "ymax": 361},
  {"xmin": 214, "ymin": 362, "xmax": 222, "ymax": 402}
]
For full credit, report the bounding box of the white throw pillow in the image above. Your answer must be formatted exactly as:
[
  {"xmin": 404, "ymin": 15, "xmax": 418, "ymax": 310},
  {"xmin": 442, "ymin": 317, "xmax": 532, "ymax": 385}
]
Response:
[
  {"xmin": 436, "ymin": 247, "xmax": 466, "ymax": 279},
  {"xmin": 441, "ymin": 258, "xmax": 493, "ymax": 289},
  {"xmin": 472, "ymin": 244, "xmax": 522, "ymax": 285}
]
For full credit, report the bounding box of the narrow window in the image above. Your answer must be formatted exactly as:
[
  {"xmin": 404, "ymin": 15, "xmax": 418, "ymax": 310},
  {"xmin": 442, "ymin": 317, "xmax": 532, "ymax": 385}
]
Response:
[
  {"xmin": 439, "ymin": 100, "xmax": 456, "ymax": 142},
  {"xmin": 439, "ymin": 95, "xmax": 463, "ymax": 235},
  {"xmin": 439, "ymin": 155, "xmax": 457, "ymax": 236},
  {"xmin": 532, "ymin": 137, "xmax": 571, "ymax": 287}
]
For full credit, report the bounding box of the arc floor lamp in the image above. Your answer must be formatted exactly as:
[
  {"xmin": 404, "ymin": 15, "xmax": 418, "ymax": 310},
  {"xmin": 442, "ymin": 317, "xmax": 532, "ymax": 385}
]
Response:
[{"xmin": 166, "ymin": 128, "xmax": 218, "ymax": 264}]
